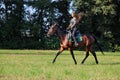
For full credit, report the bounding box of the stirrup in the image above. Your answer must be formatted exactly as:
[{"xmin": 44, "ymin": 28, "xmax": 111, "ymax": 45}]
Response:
[{"xmin": 75, "ymin": 42, "xmax": 78, "ymax": 46}]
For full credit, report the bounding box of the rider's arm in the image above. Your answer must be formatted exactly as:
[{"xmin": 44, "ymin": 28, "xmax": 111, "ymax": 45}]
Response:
[
  {"xmin": 76, "ymin": 16, "xmax": 82, "ymax": 24},
  {"xmin": 76, "ymin": 12, "xmax": 84, "ymax": 24}
]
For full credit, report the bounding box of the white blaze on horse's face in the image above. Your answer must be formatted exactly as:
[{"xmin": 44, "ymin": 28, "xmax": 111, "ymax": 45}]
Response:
[{"xmin": 47, "ymin": 24, "xmax": 58, "ymax": 37}]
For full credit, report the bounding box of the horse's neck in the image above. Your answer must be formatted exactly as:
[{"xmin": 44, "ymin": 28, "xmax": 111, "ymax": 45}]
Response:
[{"xmin": 56, "ymin": 29, "xmax": 66, "ymax": 42}]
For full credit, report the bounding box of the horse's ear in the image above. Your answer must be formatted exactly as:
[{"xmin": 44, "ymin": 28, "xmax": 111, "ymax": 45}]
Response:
[
  {"xmin": 50, "ymin": 23, "xmax": 52, "ymax": 26},
  {"xmin": 54, "ymin": 23, "xmax": 58, "ymax": 26}
]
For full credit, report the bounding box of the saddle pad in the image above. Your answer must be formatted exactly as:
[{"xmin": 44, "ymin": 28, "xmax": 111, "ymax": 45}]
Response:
[{"xmin": 67, "ymin": 31, "xmax": 82, "ymax": 42}]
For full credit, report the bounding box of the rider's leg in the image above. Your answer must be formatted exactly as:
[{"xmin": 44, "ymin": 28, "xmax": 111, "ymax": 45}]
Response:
[{"xmin": 72, "ymin": 28, "xmax": 78, "ymax": 46}]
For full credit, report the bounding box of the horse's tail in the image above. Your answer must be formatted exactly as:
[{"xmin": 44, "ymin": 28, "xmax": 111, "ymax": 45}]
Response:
[{"xmin": 93, "ymin": 36, "xmax": 104, "ymax": 55}]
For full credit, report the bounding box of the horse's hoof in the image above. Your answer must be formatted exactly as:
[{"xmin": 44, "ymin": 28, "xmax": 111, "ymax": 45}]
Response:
[
  {"xmin": 75, "ymin": 63, "xmax": 77, "ymax": 65},
  {"xmin": 52, "ymin": 61, "xmax": 55, "ymax": 64},
  {"xmin": 81, "ymin": 62, "xmax": 84, "ymax": 64},
  {"xmin": 96, "ymin": 62, "xmax": 99, "ymax": 64}
]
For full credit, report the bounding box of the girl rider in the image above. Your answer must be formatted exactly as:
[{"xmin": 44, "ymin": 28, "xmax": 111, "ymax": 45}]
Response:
[{"xmin": 67, "ymin": 11, "xmax": 83, "ymax": 46}]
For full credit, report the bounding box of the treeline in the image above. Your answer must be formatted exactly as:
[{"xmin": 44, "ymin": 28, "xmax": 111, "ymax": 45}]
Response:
[{"xmin": 0, "ymin": 0, "xmax": 120, "ymax": 51}]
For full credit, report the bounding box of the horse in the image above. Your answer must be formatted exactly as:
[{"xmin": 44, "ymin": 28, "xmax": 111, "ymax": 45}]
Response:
[{"xmin": 47, "ymin": 23, "xmax": 104, "ymax": 64}]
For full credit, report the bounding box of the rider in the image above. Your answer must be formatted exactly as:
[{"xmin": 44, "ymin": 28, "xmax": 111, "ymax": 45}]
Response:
[{"xmin": 67, "ymin": 11, "xmax": 83, "ymax": 46}]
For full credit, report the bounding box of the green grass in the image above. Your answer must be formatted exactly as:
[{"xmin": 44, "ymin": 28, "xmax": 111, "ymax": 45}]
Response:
[{"xmin": 0, "ymin": 50, "xmax": 120, "ymax": 80}]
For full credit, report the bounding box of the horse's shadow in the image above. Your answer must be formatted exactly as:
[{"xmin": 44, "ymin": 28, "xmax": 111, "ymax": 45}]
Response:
[
  {"xmin": 101, "ymin": 62, "xmax": 120, "ymax": 65},
  {"xmin": 81, "ymin": 62, "xmax": 120, "ymax": 65}
]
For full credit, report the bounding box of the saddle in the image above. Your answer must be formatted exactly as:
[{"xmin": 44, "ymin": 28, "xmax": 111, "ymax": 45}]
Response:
[{"xmin": 67, "ymin": 30, "xmax": 82, "ymax": 42}]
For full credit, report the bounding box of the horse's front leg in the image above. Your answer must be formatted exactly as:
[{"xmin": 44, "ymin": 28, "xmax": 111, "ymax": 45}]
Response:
[
  {"xmin": 52, "ymin": 47, "xmax": 64, "ymax": 64},
  {"xmin": 81, "ymin": 47, "xmax": 90, "ymax": 64},
  {"xmin": 69, "ymin": 48, "xmax": 77, "ymax": 64}
]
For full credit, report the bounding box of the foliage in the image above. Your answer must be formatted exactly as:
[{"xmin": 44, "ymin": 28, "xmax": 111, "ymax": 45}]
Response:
[
  {"xmin": 73, "ymin": 0, "xmax": 120, "ymax": 50},
  {"xmin": 0, "ymin": 0, "xmax": 120, "ymax": 50}
]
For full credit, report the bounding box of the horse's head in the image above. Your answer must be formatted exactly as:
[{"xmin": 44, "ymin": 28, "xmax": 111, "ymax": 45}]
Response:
[{"xmin": 47, "ymin": 23, "xmax": 59, "ymax": 37}]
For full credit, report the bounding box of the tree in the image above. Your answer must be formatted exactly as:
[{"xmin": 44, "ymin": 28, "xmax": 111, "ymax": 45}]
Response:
[
  {"xmin": 0, "ymin": 0, "xmax": 70, "ymax": 49},
  {"xmin": 73, "ymin": 0, "xmax": 120, "ymax": 50}
]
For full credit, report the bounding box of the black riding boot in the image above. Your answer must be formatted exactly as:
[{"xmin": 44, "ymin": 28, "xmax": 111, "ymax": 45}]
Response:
[
  {"xmin": 72, "ymin": 36, "xmax": 78, "ymax": 46},
  {"xmin": 71, "ymin": 27, "xmax": 78, "ymax": 46}
]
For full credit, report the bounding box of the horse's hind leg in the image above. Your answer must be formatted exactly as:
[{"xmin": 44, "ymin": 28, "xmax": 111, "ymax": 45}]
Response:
[
  {"xmin": 90, "ymin": 50, "xmax": 98, "ymax": 64},
  {"xmin": 52, "ymin": 47, "xmax": 64, "ymax": 64}
]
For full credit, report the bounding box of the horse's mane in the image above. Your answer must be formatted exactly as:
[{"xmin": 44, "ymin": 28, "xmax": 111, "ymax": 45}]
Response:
[
  {"xmin": 59, "ymin": 28, "xmax": 67, "ymax": 34},
  {"xmin": 55, "ymin": 24, "xmax": 67, "ymax": 35}
]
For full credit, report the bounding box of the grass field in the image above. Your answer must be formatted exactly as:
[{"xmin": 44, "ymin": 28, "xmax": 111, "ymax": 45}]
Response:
[{"xmin": 0, "ymin": 50, "xmax": 120, "ymax": 80}]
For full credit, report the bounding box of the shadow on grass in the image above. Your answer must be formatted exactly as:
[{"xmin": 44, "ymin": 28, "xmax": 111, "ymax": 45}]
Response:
[
  {"xmin": 81, "ymin": 62, "xmax": 120, "ymax": 65},
  {"xmin": 100, "ymin": 62, "xmax": 120, "ymax": 65},
  {"xmin": 0, "ymin": 53, "xmax": 55, "ymax": 55}
]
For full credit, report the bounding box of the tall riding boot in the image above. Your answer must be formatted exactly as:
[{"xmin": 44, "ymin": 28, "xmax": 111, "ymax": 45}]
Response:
[
  {"xmin": 73, "ymin": 36, "xmax": 78, "ymax": 46},
  {"xmin": 71, "ymin": 27, "xmax": 78, "ymax": 46}
]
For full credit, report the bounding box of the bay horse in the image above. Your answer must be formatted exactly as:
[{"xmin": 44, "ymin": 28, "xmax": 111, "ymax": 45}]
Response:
[{"xmin": 47, "ymin": 23, "xmax": 104, "ymax": 64}]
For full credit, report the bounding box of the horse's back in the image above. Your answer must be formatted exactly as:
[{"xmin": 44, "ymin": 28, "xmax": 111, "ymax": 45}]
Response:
[{"xmin": 82, "ymin": 34, "xmax": 95, "ymax": 46}]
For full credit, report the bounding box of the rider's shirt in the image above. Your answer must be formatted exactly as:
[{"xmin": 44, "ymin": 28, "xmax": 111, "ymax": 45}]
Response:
[{"xmin": 70, "ymin": 18, "xmax": 77, "ymax": 29}]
